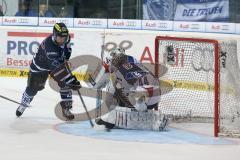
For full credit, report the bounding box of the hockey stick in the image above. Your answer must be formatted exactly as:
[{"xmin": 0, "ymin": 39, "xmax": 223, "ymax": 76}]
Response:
[
  {"xmin": 94, "ymin": 32, "xmax": 116, "ymax": 129},
  {"xmin": 0, "ymin": 94, "xmax": 31, "ymax": 108},
  {"xmin": 64, "ymin": 61, "xmax": 94, "ymax": 127},
  {"xmin": 95, "ymin": 29, "xmax": 107, "ymax": 121},
  {"xmin": 95, "ymin": 89, "xmax": 114, "ymax": 129},
  {"xmin": 90, "ymin": 76, "xmax": 114, "ymax": 129},
  {"xmin": 88, "ymin": 73, "xmax": 115, "ymax": 128},
  {"xmin": 95, "ymin": 88, "xmax": 102, "ymax": 120},
  {"xmin": 76, "ymin": 89, "xmax": 94, "ymax": 127},
  {"xmin": 100, "ymin": 30, "xmax": 106, "ymax": 61},
  {"xmin": 94, "ymin": 30, "xmax": 105, "ymax": 121}
]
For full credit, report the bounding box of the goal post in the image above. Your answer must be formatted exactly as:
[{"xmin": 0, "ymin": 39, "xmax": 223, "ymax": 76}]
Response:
[{"xmin": 155, "ymin": 36, "xmax": 240, "ymax": 137}]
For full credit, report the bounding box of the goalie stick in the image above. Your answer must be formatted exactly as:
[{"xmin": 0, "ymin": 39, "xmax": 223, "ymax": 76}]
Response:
[
  {"xmin": 100, "ymin": 30, "xmax": 106, "ymax": 62},
  {"xmin": 95, "ymin": 87, "xmax": 115, "ymax": 129},
  {"xmin": 0, "ymin": 94, "xmax": 31, "ymax": 108},
  {"xmin": 88, "ymin": 74, "xmax": 115, "ymax": 129},
  {"xmin": 95, "ymin": 88, "xmax": 102, "ymax": 120},
  {"xmin": 89, "ymin": 31, "xmax": 114, "ymax": 129}
]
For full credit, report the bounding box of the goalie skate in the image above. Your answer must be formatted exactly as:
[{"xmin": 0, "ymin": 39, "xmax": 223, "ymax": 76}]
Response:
[{"xmin": 95, "ymin": 118, "xmax": 115, "ymax": 129}]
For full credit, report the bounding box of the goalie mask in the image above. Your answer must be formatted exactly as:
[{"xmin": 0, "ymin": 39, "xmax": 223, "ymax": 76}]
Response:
[{"xmin": 103, "ymin": 47, "xmax": 127, "ymax": 70}]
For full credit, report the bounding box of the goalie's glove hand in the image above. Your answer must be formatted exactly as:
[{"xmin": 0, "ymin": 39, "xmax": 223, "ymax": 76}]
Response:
[{"xmin": 65, "ymin": 75, "xmax": 81, "ymax": 90}]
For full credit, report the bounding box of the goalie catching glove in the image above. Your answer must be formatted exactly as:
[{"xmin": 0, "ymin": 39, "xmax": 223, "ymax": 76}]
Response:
[{"xmin": 50, "ymin": 62, "xmax": 81, "ymax": 90}]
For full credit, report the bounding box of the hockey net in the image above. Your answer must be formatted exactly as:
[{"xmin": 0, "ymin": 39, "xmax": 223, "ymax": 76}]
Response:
[{"xmin": 155, "ymin": 36, "xmax": 240, "ymax": 137}]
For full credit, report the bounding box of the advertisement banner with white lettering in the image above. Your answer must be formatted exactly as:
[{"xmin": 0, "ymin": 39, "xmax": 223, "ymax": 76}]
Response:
[
  {"xmin": 142, "ymin": 20, "xmax": 173, "ymax": 31},
  {"xmin": 2, "ymin": 16, "xmax": 38, "ymax": 26},
  {"xmin": 108, "ymin": 19, "xmax": 142, "ymax": 30},
  {"xmin": 205, "ymin": 22, "xmax": 235, "ymax": 33},
  {"xmin": 174, "ymin": 21, "xmax": 205, "ymax": 32},
  {"xmin": 143, "ymin": 0, "xmax": 175, "ymax": 20},
  {"xmin": 39, "ymin": 17, "xmax": 73, "ymax": 27},
  {"xmin": 74, "ymin": 18, "xmax": 107, "ymax": 28},
  {"xmin": 174, "ymin": 0, "xmax": 229, "ymax": 22}
]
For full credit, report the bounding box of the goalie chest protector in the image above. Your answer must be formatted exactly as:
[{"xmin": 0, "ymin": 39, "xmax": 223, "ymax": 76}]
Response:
[{"xmin": 118, "ymin": 62, "xmax": 148, "ymax": 85}]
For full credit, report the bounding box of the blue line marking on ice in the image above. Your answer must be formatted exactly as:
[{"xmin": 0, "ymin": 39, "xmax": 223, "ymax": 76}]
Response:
[{"xmin": 56, "ymin": 121, "xmax": 237, "ymax": 145}]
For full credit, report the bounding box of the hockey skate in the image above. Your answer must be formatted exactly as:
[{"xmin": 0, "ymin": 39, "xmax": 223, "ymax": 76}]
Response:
[
  {"xmin": 16, "ymin": 92, "xmax": 32, "ymax": 117},
  {"xmin": 16, "ymin": 105, "xmax": 27, "ymax": 117},
  {"xmin": 60, "ymin": 101, "xmax": 74, "ymax": 120},
  {"xmin": 95, "ymin": 118, "xmax": 115, "ymax": 129}
]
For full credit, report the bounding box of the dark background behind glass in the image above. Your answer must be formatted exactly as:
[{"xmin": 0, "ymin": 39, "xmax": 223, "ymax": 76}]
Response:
[{"xmin": 2, "ymin": 0, "xmax": 240, "ymax": 23}]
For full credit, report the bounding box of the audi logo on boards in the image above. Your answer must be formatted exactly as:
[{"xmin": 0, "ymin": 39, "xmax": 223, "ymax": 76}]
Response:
[
  {"xmin": 222, "ymin": 25, "xmax": 229, "ymax": 31},
  {"xmin": 158, "ymin": 22, "xmax": 168, "ymax": 29},
  {"xmin": 191, "ymin": 24, "xmax": 200, "ymax": 30},
  {"xmin": 180, "ymin": 24, "xmax": 189, "ymax": 29},
  {"xmin": 18, "ymin": 18, "xmax": 29, "ymax": 24},
  {"xmin": 92, "ymin": 20, "xmax": 102, "ymax": 26},
  {"xmin": 126, "ymin": 21, "xmax": 136, "ymax": 27},
  {"xmin": 211, "ymin": 25, "xmax": 220, "ymax": 30}
]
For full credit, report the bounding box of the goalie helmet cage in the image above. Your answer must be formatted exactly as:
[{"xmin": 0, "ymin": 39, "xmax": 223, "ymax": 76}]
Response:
[{"xmin": 155, "ymin": 36, "xmax": 240, "ymax": 137}]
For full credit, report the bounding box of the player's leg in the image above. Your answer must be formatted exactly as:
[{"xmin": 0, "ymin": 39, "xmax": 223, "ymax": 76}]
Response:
[
  {"xmin": 16, "ymin": 71, "xmax": 48, "ymax": 117},
  {"xmin": 59, "ymin": 87, "xmax": 74, "ymax": 120}
]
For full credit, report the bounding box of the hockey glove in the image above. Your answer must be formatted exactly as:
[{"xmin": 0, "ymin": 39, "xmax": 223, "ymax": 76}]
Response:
[
  {"xmin": 65, "ymin": 75, "xmax": 81, "ymax": 90},
  {"xmin": 64, "ymin": 47, "xmax": 72, "ymax": 60}
]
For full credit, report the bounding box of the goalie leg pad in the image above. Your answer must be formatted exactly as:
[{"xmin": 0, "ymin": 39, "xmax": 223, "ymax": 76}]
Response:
[{"xmin": 106, "ymin": 107, "xmax": 169, "ymax": 131}]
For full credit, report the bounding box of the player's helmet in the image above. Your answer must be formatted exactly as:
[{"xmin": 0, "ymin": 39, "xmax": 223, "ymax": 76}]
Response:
[{"xmin": 53, "ymin": 22, "xmax": 69, "ymax": 44}]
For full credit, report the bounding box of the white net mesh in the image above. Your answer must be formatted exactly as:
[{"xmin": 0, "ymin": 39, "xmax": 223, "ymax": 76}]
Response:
[
  {"xmin": 219, "ymin": 41, "xmax": 240, "ymax": 137},
  {"xmin": 155, "ymin": 36, "xmax": 240, "ymax": 137}
]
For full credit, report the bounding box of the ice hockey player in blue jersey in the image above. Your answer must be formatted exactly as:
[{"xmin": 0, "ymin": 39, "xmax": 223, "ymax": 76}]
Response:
[{"xmin": 16, "ymin": 22, "xmax": 81, "ymax": 120}]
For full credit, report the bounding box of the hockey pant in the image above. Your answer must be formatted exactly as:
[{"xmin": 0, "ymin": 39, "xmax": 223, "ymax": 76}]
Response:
[{"xmin": 21, "ymin": 71, "xmax": 72, "ymax": 106}]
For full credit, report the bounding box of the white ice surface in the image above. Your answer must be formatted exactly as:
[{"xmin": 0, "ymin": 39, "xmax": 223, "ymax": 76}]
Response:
[{"xmin": 0, "ymin": 77, "xmax": 240, "ymax": 160}]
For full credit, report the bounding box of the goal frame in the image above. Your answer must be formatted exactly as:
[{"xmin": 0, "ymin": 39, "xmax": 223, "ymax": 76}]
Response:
[{"xmin": 154, "ymin": 36, "xmax": 220, "ymax": 137}]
